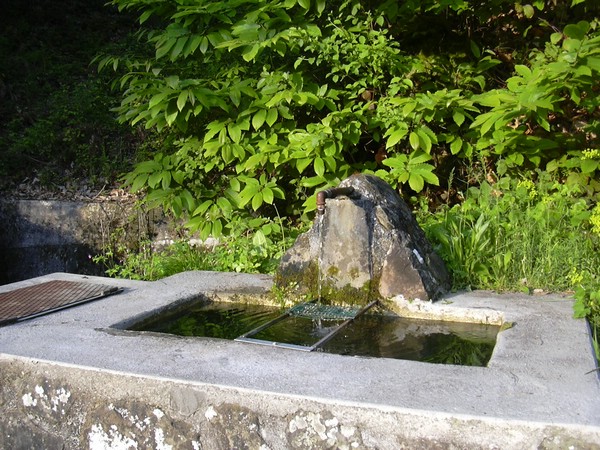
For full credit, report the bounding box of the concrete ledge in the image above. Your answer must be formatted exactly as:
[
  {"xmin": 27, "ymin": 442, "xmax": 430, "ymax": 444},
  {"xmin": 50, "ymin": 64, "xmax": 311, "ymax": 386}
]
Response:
[{"xmin": 1, "ymin": 272, "xmax": 599, "ymax": 449}]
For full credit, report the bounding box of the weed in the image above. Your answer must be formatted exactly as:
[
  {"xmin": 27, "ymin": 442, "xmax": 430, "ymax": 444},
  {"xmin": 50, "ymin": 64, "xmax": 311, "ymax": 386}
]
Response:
[
  {"xmin": 422, "ymin": 171, "xmax": 600, "ymax": 294},
  {"xmin": 95, "ymin": 218, "xmax": 306, "ymax": 281}
]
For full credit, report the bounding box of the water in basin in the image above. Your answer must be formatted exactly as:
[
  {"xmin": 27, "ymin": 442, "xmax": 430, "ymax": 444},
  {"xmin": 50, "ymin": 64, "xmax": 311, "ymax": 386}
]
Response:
[{"xmin": 131, "ymin": 300, "xmax": 500, "ymax": 366}]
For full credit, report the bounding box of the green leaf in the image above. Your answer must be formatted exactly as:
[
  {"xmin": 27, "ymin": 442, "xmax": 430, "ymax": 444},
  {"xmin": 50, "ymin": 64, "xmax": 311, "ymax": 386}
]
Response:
[
  {"xmin": 165, "ymin": 104, "xmax": 179, "ymax": 126},
  {"xmin": 199, "ymin": 36, "xmax": 209, "ymax": 54},
  {"xmin": 216, "ymin": 197, "xmax": 232, "ymax": 214},
  {"xmin": 514, "ymin": 65, "xmax": 531, "ymax": 78},
  {"xmin": 564, "ymin": 21, "xmax": 589, "ymax": 40},
  {"xmin": 416, "ymin": 128, "xmax": 432, "ymax": 153},
  {"xmin": 156, "ymin": 39, "xmax": 176, "ymax": 59},
  {"xmin": 170, "ymin": 36, "xmax": 188, "ymax": 61},
  {"xmin": 181, "ymin": 189, "xmax": 195, "ymax": 211},
  {"xmin": 314, "ymin": 157, "xmax": 325, "ymax": 177},
  {"xmin": 550, "ymin": 32, "xmax": 563, "ymax": 45},
  {"xmin": 296, "ymin": 157, "xmax": 312, "ymax": 173},
  {"xmin": 242, "ymin": 44, "xmax": 260, "ymax": 62},
  {"xmin": 253, "ymin": 230, "xmax": 267, "ymax": 246},
  {"xmin": 131, "ymin": 173, "xmax": 148, "ymax": 192},
  {"xmin": 177, "ymin": 91, "xmax": 188, "ymax": 112},
  {"xmin": 298, "ymin": 0, "xmax": 310, "ymax": 9},
  {"xmin": 135, "ymin": 160, "xmax": 163, "ymax": 173},
  {"xmin": 450, "ymin": 137, "xmax": 463, "ymax": 155},
  {"xmin": 252, "ymin": 109, "xmax": 267, "ymax": 130},
  {"xmin": 148, "ymin": 171, "xmax": 161, "ymax": 188},
  {"xmin": 161, "ymin": 170, "xmax": 172, "ymax": 190},
  {"xmin": 316, "ymin": 0, "xmax": 326, "ymax": 14},
  {"xmin": 409, "ymin": 131, "xmax": 420, "ymax": 150},
  {"xmin": 229, "ymin": 88, "xmax": 241, "ymax": 107},
  {"xmin": 452, "ymin": 110, "xmax": 465, "ymax": 126},
  {"xmin": 238, "ymin": 184, "xmax": 260, "ymax": 208},
  {"xmin": 139, "ymin": 10, "xmax": 152, "ymax": 24},
  {"xmin": 420, "ymin": 169, "xmax": 439, "ymax": 186},
  {"xmin": 265, "ymin": 108, "xmax": 278, "ymax": 126},
  {"xmin": 262, "ymin": 187, "xmax": 274, "ymax": 204},
  {"xmin": 408, "ymin": 173, "xmax": 424, "ymax": 192},
  {"xmin": 251, "ymin": 191, "xmax": 263, "ymax": 211},
  {"xmin": 212, "ymin": 219, "xmax": 223, "ymax": 237},
  {"xmin": 409, "ymin": 151, "xmax": 431, "ymax": 165},
  {"xmin": 386, "ymin": 127, "xmax": 408, "ymax": 148},
  {"xmin": 244, "ymin": 153, "xmax": 265, "ymax": 170},
  {"xmin": 581, "ymin": 159, "xmax": 599, "ymax": 174},
  {"xmin": 228, "ymin": 123, "xmax": 242, "ymax": 143},
  {"xmin": 149, "ymin": 92, "xmax": 170, "ymax": 110},
  {"xmin": 382, "ymin": 154, "xmax": 408, "ymax": 169}
]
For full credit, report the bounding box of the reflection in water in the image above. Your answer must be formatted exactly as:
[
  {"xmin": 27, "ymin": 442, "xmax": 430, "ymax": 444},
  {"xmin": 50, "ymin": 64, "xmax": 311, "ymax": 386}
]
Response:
[{"xmin": 132, "ymin": 301, "xmax": 499, "ymax": 367}]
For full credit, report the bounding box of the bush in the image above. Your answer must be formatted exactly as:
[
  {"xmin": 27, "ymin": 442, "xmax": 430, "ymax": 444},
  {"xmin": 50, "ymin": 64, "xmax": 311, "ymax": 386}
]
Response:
[
  {"xmin": 98, "ymin": 0, "xmax": 600, "ymax": 238},
  {"xmin": 94, "ymin": 217, "xmax": 305, "ymax": 280}
]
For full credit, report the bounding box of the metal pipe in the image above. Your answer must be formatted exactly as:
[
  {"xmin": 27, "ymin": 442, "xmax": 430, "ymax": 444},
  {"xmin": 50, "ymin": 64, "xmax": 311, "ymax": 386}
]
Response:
[{"xmin": 316, "ymin": 186, "xmax": 355, "ymax": 215}]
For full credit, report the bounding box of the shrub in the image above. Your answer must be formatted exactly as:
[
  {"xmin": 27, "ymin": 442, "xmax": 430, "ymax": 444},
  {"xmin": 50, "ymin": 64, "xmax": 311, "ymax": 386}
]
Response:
[{"xmin": 97, "ymin": 0, "xmax": 600, "ymax": 238}]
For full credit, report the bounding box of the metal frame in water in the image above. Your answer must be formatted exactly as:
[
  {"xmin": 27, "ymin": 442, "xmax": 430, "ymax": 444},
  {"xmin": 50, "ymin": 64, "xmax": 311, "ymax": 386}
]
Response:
[{"xmin": 235, "ymin": 300, "xmax": 379, "ymax": 351}]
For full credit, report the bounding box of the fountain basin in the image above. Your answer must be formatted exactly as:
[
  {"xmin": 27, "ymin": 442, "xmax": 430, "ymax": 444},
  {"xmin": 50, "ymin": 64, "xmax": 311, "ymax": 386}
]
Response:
[
  {"xmin": 0, "ymin": 271, "xmax": 598, "ymax": 449},
  {"xmin": 129, "ymin": 299, "xmax": 501, "ymax": 366}
]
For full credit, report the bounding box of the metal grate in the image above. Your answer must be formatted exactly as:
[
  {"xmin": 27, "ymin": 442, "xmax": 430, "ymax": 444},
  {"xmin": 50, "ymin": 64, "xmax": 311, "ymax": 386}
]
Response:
[
  {"xmin": 287, "ymin": 302, "xmax": 362, "ymax": 320},
  {"xmin": 0, "ymin": 280, "xmax": 122, "ymax": 326}
]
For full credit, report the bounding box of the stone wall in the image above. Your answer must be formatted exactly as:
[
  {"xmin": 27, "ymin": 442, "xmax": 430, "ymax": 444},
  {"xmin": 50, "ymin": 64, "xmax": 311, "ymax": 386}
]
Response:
[
  {"xmin": 0, "ymin": 199, "xmax": 174, "ymax": 285},
  {"xmin": 2, "ymin": 355, "xmax": 596, "ymax": 450}
]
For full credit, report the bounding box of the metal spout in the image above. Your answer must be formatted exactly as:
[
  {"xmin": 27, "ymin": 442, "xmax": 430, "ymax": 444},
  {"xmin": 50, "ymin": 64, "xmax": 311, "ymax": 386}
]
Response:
[{"xmin": 316, "ymin": 186, "xmax": 355, "ymax": 215}]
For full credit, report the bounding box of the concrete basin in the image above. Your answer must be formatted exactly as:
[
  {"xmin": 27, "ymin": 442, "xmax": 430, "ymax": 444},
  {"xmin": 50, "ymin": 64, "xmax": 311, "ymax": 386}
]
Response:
[{"xmin": 1, "ymin": 271, "xmax": 599, "ymax": 449}]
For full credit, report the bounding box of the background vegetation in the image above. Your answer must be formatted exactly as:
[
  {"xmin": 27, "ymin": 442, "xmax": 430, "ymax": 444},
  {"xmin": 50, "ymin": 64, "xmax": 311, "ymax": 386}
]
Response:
[
  {"xmin": 0, "ymin": 0, "xmax": 143, "ymax": 191},
  {"xmin": 1, "ymin": 0, "xmax": 598, "ymax": 359}
]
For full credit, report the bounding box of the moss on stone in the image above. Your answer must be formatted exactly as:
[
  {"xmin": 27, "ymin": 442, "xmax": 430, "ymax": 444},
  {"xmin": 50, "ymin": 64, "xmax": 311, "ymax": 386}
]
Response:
[{"xmin": 274, "ymin": 260, "xmax": 384, "ymax": 307}]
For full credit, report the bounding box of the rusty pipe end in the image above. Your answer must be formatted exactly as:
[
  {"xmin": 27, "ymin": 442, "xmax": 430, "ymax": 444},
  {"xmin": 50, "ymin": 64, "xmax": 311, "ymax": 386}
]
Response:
[
  {"xmin": 316, "ymin": 186, "xmax": 355, "ymax": 215},
  {"xmin": 316, "ymin": 191, "xmax": 327, "ymax": 215}
]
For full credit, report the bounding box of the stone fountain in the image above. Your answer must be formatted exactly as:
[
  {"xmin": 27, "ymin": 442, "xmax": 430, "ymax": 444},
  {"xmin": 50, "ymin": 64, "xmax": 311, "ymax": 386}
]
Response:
[
  {"xmin": 276, "ymin": 174, "xmax": 450, "ymax": 305},
  {"xmin": 0, "ymin": 173, "xmax": 598, "ymax": 447}
]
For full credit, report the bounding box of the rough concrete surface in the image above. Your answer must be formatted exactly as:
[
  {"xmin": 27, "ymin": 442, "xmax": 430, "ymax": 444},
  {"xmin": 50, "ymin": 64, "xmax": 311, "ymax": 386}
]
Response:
[{"xmin": 0, "ymin": 271, "xmax": 599, "ymax": 449}]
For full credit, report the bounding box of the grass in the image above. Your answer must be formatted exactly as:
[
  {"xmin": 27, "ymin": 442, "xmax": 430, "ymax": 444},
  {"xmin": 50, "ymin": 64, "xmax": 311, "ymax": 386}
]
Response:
[{"xmin": 421, "ymin": 173, "xmax": 600, "ymax": 294}]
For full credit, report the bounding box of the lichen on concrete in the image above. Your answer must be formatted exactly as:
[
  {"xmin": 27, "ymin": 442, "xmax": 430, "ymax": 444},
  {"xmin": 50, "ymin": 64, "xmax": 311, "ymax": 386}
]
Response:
[
  {"xmin": 85, "ymin": 400, "xmax": 194, "ymax": 449},
  {"xmin": 287, "ymin": 410, "xmax": 364, "ymax": 450}
]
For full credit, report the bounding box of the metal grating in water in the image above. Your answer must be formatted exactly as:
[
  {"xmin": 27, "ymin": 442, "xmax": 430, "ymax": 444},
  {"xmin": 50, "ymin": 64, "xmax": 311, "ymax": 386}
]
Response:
[
  {"xmin": 287, "ymin": 302, "xmax": 362, "ymax": 320},
  {"xmin": 0, "ymin": 280, "xmax": 122, "ymax": 326}
]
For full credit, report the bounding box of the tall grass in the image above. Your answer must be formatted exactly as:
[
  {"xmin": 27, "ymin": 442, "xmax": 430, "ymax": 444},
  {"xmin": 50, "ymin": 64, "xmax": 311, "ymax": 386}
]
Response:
[{"xmin": 422, "ymin": 173, "xmax": 599, "ymax": 293}]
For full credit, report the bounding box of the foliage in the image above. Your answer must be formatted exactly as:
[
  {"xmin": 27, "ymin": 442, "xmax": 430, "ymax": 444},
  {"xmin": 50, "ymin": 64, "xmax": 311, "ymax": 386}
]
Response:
[
  {"xmin": 574, "ymin": 286, "xmax": 600, "ymax": 361},
  {"xmin": 421, "ymin": 171, "xmax": 599, "ymax": 293},
  {"xmin": 94, "ymin": 217, "xmax": 304, "ymax": 280},
  {"xmin": 98, "ymin": 0, "xmax": 600, "ymax": 239},
  {"xmin": 0, "ymin": 0, "xmax": 142, "ymax": 189}
]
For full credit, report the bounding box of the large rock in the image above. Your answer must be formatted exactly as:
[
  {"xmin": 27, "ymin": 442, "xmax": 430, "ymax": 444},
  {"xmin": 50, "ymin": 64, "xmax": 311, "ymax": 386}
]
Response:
[{"xmin": 276, "ymin": 174, "xmax": 449, "ymax": 303}]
